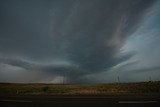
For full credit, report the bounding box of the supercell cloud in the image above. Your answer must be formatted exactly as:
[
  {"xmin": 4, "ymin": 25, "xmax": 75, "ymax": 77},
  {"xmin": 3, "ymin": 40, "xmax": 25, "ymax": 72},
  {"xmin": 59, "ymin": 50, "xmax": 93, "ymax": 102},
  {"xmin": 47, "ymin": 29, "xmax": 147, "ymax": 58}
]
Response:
[{"xmin": 0, "ymin": 0, "xmax": 159, "ymax": 83}]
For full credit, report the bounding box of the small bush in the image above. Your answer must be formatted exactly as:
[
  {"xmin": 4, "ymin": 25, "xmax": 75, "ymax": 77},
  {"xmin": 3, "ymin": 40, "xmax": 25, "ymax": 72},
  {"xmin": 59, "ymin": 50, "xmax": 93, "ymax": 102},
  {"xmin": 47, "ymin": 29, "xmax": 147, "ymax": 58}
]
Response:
[{"xmin": 42, "ymin": 86, "xmax": 49, "ymax": 92}]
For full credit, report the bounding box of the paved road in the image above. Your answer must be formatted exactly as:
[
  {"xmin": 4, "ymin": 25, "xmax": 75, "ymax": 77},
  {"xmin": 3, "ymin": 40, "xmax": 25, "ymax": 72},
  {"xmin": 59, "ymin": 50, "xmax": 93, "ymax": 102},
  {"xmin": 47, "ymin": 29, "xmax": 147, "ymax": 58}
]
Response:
[{"xmin": 0, "ymin": 94, "xmax": 160, "ymax": 107}]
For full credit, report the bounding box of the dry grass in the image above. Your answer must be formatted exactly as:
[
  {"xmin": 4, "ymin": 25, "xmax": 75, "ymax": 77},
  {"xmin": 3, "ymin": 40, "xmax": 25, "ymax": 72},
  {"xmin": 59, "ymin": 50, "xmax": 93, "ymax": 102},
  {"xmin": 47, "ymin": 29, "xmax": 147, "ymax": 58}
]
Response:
[{"xmin": 0, "ymin": 81, "xmax": 160, "ymax": 95}]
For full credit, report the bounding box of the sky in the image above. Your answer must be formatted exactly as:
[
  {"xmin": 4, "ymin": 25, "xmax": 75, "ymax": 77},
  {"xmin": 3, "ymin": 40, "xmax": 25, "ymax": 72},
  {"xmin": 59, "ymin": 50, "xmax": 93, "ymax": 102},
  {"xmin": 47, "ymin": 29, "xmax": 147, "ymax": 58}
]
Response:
[{"xmin": 0, "ymin": 0, "xmax": 160, "ymax": 84}]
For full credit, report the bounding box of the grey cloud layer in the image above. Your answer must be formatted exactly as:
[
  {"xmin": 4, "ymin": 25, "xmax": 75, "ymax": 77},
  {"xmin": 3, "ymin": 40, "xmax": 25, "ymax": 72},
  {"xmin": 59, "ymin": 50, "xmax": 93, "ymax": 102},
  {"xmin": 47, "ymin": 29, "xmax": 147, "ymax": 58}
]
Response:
[
  {"xmin": 0, "ymin": 0, "xmax": 157, "ymax": 83},
  {"xmin": 50, "ymin": 0, "xmax": 156, "ymax": 73}
]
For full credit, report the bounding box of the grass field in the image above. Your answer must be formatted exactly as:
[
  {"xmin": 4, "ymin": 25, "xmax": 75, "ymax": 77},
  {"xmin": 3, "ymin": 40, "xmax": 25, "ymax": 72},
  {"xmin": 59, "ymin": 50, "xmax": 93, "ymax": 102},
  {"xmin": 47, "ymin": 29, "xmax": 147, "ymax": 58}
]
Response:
[{"xmin": 0, "ymin": 81, "xmax": 160, "ymax": 95}]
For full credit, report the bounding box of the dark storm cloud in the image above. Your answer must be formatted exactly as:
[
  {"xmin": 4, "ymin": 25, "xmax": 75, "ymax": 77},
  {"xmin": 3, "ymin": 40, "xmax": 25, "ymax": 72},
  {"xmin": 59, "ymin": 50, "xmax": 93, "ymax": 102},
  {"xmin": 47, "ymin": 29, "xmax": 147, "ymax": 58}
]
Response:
[
  {"xmin": 0, "ymin": 58, "xmax": 88, "ymax": 83},
  {"xmin": 0, "ymin": 0, "xmax": 57, "ymax": 59},
  {"xmin": 50, "ymin": 0, "xmax": 156, "ymax": 72},
  {"xmin": 0, "ymin": 0, "xmax": 157, "ymax": 83}
]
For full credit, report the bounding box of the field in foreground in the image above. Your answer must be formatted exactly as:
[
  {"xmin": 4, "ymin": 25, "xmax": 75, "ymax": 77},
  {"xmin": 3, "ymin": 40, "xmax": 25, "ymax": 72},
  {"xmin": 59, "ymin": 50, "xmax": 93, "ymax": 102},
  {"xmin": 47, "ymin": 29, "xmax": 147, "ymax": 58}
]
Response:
[{"xmin": 0, "ymin": 81, "xmax": 160, "ymax": 95}]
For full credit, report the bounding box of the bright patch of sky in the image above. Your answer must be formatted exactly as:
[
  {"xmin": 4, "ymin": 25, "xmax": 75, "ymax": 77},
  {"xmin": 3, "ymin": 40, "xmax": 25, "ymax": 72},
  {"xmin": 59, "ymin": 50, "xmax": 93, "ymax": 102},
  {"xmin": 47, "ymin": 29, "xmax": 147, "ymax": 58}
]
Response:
[{"xmin": 121, "ymin": 1, "xmax": 160, "ymax": 68}]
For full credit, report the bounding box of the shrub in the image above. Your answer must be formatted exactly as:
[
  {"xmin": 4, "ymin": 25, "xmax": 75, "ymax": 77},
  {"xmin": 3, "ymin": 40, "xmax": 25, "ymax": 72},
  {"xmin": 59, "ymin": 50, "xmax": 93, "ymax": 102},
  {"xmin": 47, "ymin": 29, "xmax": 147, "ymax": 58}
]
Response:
[{"xmin": 42, "ymin": 86, "xmax": 49, "ymax": 92}]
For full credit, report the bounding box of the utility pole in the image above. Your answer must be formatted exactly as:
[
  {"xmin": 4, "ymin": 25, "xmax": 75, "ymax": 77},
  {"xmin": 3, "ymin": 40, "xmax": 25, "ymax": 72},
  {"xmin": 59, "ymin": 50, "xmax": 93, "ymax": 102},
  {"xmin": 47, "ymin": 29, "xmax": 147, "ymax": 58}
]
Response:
[
  {"xmin": 63, "ymin": 73, "xmax": 65, "ymax": 84},
  {"xmin": 149, "ymin": 76, "xmax": 152, "ymax": 82},
  {"xmin": 63, "ymin": 73, "xmax": 67, "ymax": 84},
  {"xmin": 117, "ymin": 76, "xmax": 120, "ymax": 83}
]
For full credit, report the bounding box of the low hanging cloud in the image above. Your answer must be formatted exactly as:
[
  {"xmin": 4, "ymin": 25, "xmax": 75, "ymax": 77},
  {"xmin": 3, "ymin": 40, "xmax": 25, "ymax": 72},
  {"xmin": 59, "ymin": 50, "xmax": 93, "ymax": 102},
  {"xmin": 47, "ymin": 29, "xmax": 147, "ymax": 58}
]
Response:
[{"xmin": 0, "ymin": 0, "xmax": 157, "ymax": 83}]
